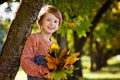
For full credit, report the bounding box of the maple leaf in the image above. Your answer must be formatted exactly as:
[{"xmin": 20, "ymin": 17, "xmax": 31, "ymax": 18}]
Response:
[
  {"xmin": 46, "ymin": 43, "xmax": 81, "ymax": 80},
  {"xmin": 59, "ymin": 48, "xmax": 70, "ymax": 59},
  {"xmin": 63, "ymin": 52, "xmax": 80, "ymax": 69},
  {"xmin": 45, "ymin": 53, "xmax": 59, "ymax": 70}
]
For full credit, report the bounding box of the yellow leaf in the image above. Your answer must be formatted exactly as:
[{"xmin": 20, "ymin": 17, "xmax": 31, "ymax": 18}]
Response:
[
  {"xmin": 63, "ymin": 52, "xmax": 80, "ymax": 69},
  {"xmin": 65, "ymin": 22, "xmax": 77, "ymax": 27},
  {"xmin": 50, "ymin": 43, "xmax": 60, "ymax": 58},
  {"xmin": 50, "ymin": 43, "xmax": 60, "ymax": 54}
]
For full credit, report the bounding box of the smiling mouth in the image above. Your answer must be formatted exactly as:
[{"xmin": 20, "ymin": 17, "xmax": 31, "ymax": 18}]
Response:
[{"xmin": 48, "ymin": 26, "xmax": 55, "ymax": 30}]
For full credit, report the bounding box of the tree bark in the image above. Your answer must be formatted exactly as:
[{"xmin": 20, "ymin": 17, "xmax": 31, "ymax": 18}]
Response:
[
  {"xmin": 57, "ymin": 34, "xmax": 67, "ymax": 49},
  {"xmin": 0, "ymin": 0, "xmax": 44, "ymax": 80}
]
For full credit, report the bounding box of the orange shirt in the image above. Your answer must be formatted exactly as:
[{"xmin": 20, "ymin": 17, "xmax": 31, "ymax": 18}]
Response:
[{"xmin": 20, "ymin": 33, "xmax": 53, "ymax": 78}]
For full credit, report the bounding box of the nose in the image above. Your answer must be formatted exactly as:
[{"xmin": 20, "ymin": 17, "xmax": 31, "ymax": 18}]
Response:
[{"xmin": 50, "ymin": 20, "xmax": 54, "ymax": 25}]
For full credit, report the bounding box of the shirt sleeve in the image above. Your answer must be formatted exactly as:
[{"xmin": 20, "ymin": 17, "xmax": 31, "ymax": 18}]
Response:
[{"xmin": 20, "ymin": 34, "xmax": 44, "ymax": 78}]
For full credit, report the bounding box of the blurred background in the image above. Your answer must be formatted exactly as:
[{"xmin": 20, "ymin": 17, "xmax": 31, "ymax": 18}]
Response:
[{"xmin": 0, "ymin": 0, "xmax": 120, "ymax": 80}]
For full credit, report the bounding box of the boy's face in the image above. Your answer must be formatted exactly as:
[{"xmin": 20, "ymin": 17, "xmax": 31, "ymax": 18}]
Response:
[{"xmin": 40, "ymin": 13, "xmax": 59, "ymax": 34}]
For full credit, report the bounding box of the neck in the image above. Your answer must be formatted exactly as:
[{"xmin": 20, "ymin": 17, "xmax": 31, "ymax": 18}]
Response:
[{"xmin": 39, "ymin": 31, "xmax": 51, "ymax": 41}]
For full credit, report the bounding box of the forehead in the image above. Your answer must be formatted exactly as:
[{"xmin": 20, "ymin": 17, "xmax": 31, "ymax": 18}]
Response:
[{"xmin": 44, "ymin": 13, "xmax": 59, "ymax": 20}]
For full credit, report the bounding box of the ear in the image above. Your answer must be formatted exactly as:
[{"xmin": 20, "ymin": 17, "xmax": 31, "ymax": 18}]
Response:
[{"xmin": 37, "ymin": 20, "xmax": 41, "ymax": 26}]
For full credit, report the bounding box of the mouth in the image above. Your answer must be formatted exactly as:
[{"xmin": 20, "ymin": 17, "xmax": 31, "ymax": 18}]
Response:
[{"xmin": 48, "ymin": 26, "xmax": 55, "ymax": 30}]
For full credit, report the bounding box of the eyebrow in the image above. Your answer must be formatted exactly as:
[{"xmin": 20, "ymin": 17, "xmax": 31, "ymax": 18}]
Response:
[{"xmin": 46, "ymin": 17, "xmax": 59, "ymax": 21}]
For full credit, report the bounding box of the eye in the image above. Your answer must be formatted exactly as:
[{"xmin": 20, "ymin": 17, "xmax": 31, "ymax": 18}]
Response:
[
  {"xmin": 54, "ymin": 20, "xmax": 58, "ymax": 23},
  {"xmin": 47, "ymin": 19, "xmax": 50, "ymax": 21}
]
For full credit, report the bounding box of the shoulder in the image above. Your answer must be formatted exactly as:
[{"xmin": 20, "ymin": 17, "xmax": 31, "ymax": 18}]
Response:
[
  {"xmin": 27, "ymin": 33, "xmax": 38, "ymax": 39},
  {"xmin": 25, "ymin": 33, "xmax": 39, "ymax": 43}
]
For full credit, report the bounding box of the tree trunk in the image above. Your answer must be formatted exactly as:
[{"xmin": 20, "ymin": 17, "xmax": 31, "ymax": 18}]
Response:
[
  {"xmin": 72, "ymin": 0, "xmax": 113, "ymax": 78},
  {"xmin": 53, "ymin": 33, "xmax": 67, "ymax": 49},
  {"xmin": 90, "ymin": 33, "xmax": 94, "ymax": 71},
  {"xmin": 95, "ymin": 41, "xmax": 107, "ymax": 70},
  {"xmin": 0, "ymin": 0, "xmax": 44, "ymax": 80},
  {"xmin": 68, "ymin": 31, "xmax": 84, "ymax": 80},
  {"xmin": 57, "ymin": 34, "xmax": 67, "ymax": 49}
]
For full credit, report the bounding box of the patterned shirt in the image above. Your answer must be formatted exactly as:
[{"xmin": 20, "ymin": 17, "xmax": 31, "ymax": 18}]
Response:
[{"xmin": 20, "ymin": 33, "xmax": 53, "ymax": 78}]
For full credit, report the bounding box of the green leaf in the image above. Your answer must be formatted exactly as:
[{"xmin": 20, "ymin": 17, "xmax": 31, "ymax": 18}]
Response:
[{"xmin": 51, "ymin": 70, "xmax": 73, "ymax": 80}]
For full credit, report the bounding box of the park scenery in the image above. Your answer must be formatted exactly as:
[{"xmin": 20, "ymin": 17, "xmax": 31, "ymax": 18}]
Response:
[{"xmin": 0, "ymin": 0, "xmax": 120, "ymax": 80}]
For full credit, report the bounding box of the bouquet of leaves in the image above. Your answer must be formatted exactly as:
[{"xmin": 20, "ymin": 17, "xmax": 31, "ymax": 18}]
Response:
[{"xmin": 45, "ymin": 43, "xmax": 80, "ymax": 80}]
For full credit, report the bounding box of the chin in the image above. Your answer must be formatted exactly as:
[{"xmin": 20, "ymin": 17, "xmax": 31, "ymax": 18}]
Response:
[{"xmin": 48, "ymin": 31, "xmax": 55, "ymax": 34}]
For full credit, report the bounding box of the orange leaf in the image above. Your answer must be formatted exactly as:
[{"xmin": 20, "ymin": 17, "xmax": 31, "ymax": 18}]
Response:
[
  {"xmin": 63, "ymin": 52, "xmax": 80, "ymax": 69},
  {"xmin": 59, "ymin": 48, "xmax": 70, "ymax": 59},
  {"xmin": 46, "ymin": 53, "xmax": 59, "ymax": 70}
]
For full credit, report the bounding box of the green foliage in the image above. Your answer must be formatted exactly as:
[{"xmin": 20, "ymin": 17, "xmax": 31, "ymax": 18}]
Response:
[
  {"xmin": 45, "ymin": 0, "xmax": 102, "ymax": 17},
  {"xmin": 32, "ymin": 23, "xmax": 39, "ymax": 33},
  {"xmin": 56, "ymin": 22, "xmax": 68, "ymax": 37},
  {"xmin": 92, "ymin": 1, "xmax": 120, "ymax": 59},
  {"xmin": 57, "ymin": 16, "xmax": 92, "ymax": 37},
  {"xmin": 72, "ymin": 17, "xmax": 92, "ymax": 37},
  {"xmin": 45, "ymin": 0, "xmax": 102, "ymax": 38},
  {"xmin": 51, "ymin": 69, "xmax": 73, "ymax": 80}
]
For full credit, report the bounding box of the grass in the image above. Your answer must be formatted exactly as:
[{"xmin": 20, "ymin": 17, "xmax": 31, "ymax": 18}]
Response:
[
  {"xmin": 15, "ymin": 55, "xmax": 120, "ymax": 80},
  {"xmin": 82, "ymin": 55, "xmax": 120, "ymax": 80}
]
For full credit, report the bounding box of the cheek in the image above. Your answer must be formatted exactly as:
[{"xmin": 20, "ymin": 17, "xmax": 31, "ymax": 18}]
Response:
[
  {"xmin": 55, "ymin": 26, "xmax": 59, "ymax": 31},
  {"xmin": 40, "ymin": 21, "xmax": 46, "ymax": 27},
  {"xmin": 56, "ymin": 23, "xmax": 59, "ymax": 27}
]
